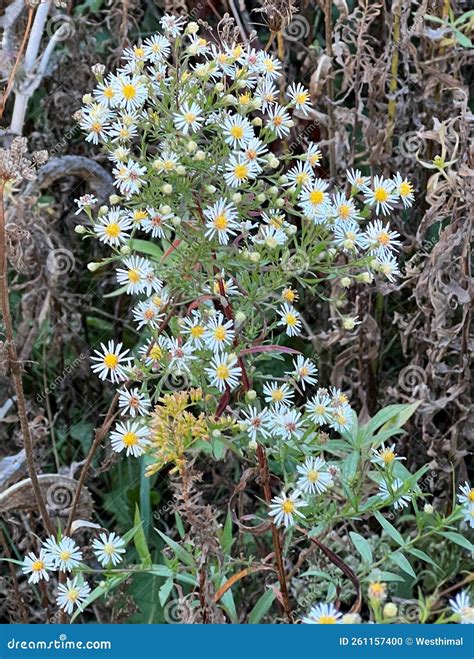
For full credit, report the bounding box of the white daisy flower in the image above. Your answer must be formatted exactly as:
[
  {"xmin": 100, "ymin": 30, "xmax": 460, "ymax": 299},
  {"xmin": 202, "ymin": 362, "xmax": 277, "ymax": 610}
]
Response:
[
  {"xmin": 210, "ymin": 273, "xmax": 240, "ymax": 297},
  {"xmin": 56, "ymin": 576, "xmax": 91, "ymax": 615},
  {"xmin": 253, "ymin": 224, "xmax": 287, "ymax": 248},
  {"xmin": 305, "ymin": 142, "xmax": 322, "ymax": 168},
  {"xmin": 112, "ymin": 159, "xmax": 147, "ymax": 196},
  {"xmin": 92, "ymin": 532, "xmax": 126, "ymax": 567},
  {"xmin": 365, "ymin": 219, "xmax": 401, "ymax": 256},
  {"xmin": 132, "ymin": 299, "xmax": 163, "ymax": 330},
  {"xmin": 267, "ymin": 105, "xmax": 291, "ymax": 138},
  {"xmin": 80, "ymin": 106, "xmax": 111, "ymax": 144},
  {"xmin": 374, "ymin": 253, "xmax": 401, "ymax": 281},
  {"xmin": 299, "ymin": 179, "xmax": 330, "ymax": 219},
  {"xmin": 297, "ymin": 457, "xmax": 333, "ymax": 495},
  {"xmin": 241, "ymin": 406, "xmax": 271, "ymax": 442},
  {"xmin": 152, "ymin": 150, "xmax": 179, "ymax": 173},
  {"xmin": 333, "ymin": 221, "xmax": 367, "ymax": 253},
  {"xmin": 74, "ymin": 194, "xmax": 97, "ymax": 215},
  {"xmin": 144, "ymin": 34, "xmax": 171, "ymax": 63},
  {"xmin": 142, "ymin": 207, "xmax": 172, "ymax": 238},
  {"xmin": 277, "ymin": 303, "xmax": 302, "ymax": 337},
  {"xmin": 187, "ymin": 35, "xmax": 210, "ymax": 56},
  {"xmin": 392, "ymin": 172, "xmax": 415, "ymax": 208},
  {"xmin": 287, "ymin": 82, "xmax": 311, "ymax": 115},
  {"xmin": 122, "ymin": 44, "xmax": 147, "ymax": 65},
  {"xmin": 303, "ymin": 602, "xmax": 342, "ymax": 624},
  {"xmin": 166, "ymin": 337, "xmax": 196, "ymax": 373},
  {"xmin": 371, "ymin": 443, "xmax": 405, "ymax": 468},
  {"xmin": 268, "ymin": 407, "xmax": 305, "ymax": 440},
  {"xmin": 331, "ymin": 191, "xmax": 360, "ymax": 224},
  {"xmin": 363, "ymin": 175, "xmax": 398, "ymax": 216},
  {"xmin": 328, "ymin": 404, "xmax": 353, "ymax": 432},
  {"xmin": 291, "ymin": 355, "xmax": 318, "ymax": 390},
  {"xmin": 203, "ymin": 198, "xmax": 240, "ymax": 245},
  {"xmin": 22, "ymin": 549, "xmax": 54, "ymax": 584},
  {"xmin": 346, "ymin": 168, "xmax": 370, "ymax": 190},
  {"xmin": 255, "ymin": 79, "xmax": 278, "ymax": 111},
  {"xmin": 224, "ymin": 154, "xmax": 257, "ymax": 188},
  {"xmin": 268, "ymin": 491, "xmax": 306, "ymax": 528},
  {"xmin": 110, "ymin": 420, "xmax": 150, "ymax": 457},
  {"xmin": 174, "ymin": 102, "xmax": 204, "ymax": 134},
  {"xmin": 160, "ymin": 14, "xmax": 186, "ymax": 37},
  {"xmin": 204, "ymin": 355, "xmax": 242, "ymax": 392},
  {"xmin": 449, "ymin": 591, "xmax": 474, "ymax": 624},
  {"xmin": 241, "ymin": 137, "xmax": 268, "ymax": 172},
  {"xmin": 118, "ymin": 387, "xmax": 151, "ymax": 417},
  {"xmin": 329, "ymin": 387, "xmax": 349, "ymax": 408},
  {"xmin": 116, "ymin": 255, "xmax": 150, "ymax": 295},
  {"xmin": 93, "ymin": 77, "xmax": 116, "ymax": 107},
  {"xmin": 378, "ymin": 477, "xmax": 411, "ymax": 510},
  {"xmin": 109, "ymin": 120, "xmax": 139, "ymax": 143},
  {"xmin": 258, "ymin": 53, "xmax": 282, "ymax": 80},
  {"xmin": 285, "ymin": 160, "xmax": 314, "ymax": 189},
  {"xmin": 94, "ymin": 208, "xmax": 133, "ymax": 246},
  {"xmin": 457, "ymin": 482, "xmax": 474, "ymax": 506},
  {"xmin": 139, "ymin": 336, "xmax": 167, "ymax": 369},
  {"xmin": 180, "ymin": 311, "xmax": 206, "ymax": 348},
  {"xmin": 204, "ymin": 312, "xmax": 235, "ymax": 353},
  {"xmin": 112, "ymin": 75, "xmax": 148, "ymax": 112},
  {"xmin": 306, "ymin": 391, "xmax": 334, "ymax": 425},
  {"xmin": 222, "ymin": 114, "xmax": 254, "ymax": 148},
  {"xmin": 263, "ymin": 381, "xmax": 294, "ymax": 407},
  {"xmin": 42, "ymin": 536, "xmax": 83, "ymax": 572},
  {"xmin": 90, "ymin": 340, "xmax": 132, "ymax": 383}
]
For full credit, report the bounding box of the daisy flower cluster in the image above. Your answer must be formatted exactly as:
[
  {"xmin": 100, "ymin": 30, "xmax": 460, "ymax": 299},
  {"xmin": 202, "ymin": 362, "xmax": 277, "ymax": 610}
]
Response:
[{"xmin": 21, "ymin": 532, "xmax": 125, "ymax": 616}]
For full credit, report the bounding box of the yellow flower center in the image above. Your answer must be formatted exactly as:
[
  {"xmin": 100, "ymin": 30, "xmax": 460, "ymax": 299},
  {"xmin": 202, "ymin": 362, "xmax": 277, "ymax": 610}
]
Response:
[
  {"xmin": 378, "ymin": 232, "xmax": 391, "ymax": 246},
  {"xmin": 307, "ymin": 469, "xmax": 319, "ymax": 483},
  {"xmin": 122, "ymin": 431, "xmax": 138, "ymax": 446},
  {"xmin": 374, "ymin": 187, "xmax": 388, "ymax": 202},
  {"xmin": 163, "ymin": 160, "xmax": 175, "ymax": 171},
  {"xmin": 272, "ymin": 389, "xmax": 284, "ymax": 402},
  {"xmin": 59, "ymin": 550, "xmax": 72, "ymax": 562},
  {"xmin": 239, "ymin": 93, "xmax": 251, "ymax": 105},
  {"xmin": 319, "ymin": 615, "xmax": 337, "ymax": 624},
  {"xmin": 296, "ymin": 172, "xmax": 310, "ymax": 185},
  {"xmin": 32, "ymin": 560, "xmax": 44, "ymax": 572},
  {"xmin": 468, "ymin": 489, "xmax": 474, "ymax": 502},
  {"xmin": 399, "ymin": 181, "xmax": 412, "ymax": 197},
  {"xmin": 184, "ymin": 112, "xmax": 196, "ymax": 124},
  {"xmin": 67, "ymin": 588, "xmax": 79, "ymax": 603},
  {"xmin": 191, "ymin": 325, "xmax": 205, "ymax": 338},
  {"xmin": 309, "ymin": 190, "xmax": 325, "ymax": 205},
  {"xmin": 283, "ymin": 289, "xmax": 296, "ymax": 302},
  {"xmin": 295, "ymin": 92, "xmax": 308, "ymax": 104},
  {"xmin": 285, "ymin": 313, "xmax": 297, "ymax": 326},
  {"xmin": 262, "ymin": 58, "xmax": 275, "ymax": 72},
  {"xmin": 128, "ymin": 268, "xmax": 141, "ymax": 283},
  {"xmin": 144, "ymin": 309, "xmax": 155, "ymax": 320},
  {"xmin": 382, "ymin": 449, "xmax": 395, "ymax": 464},
  {"xmin": 122, "ymin": 84, "xmax": 137, "ymax": 100},
  {"xmin": 214, "ymin": 214, "xmax": 228, "ymax": 230},
  {"xmin": 105, "ymin": 223, "xmax": 121, "ymax": 238},
  {"xmin": 282, "ymin": 500, "xmax": 295, "ymax": 514},
  {"xmin": 230, "ymin": 125, "xmax": 244, "ymax": 139},
  {"xmin": 104, "ymin": 543, "xmax": 115, "ymax": 555},
  {"xmin": 150, "ymin": 346, "xmax": 163, "ymax": 360},
  {"xmin": 273, "ymin": 116, "xmax": 283, "ymax": 126},
  {"xmin": 91, "ymin": 122, "xmax": 102, "ymax": 134},
  {"xmin": 134, "ymin": 47, "xmax": 145, "ymax": 58},
  {"xmin": 216, "ymin": 364, "xmax": 230, "ymax": 380},
  {"xmin": 104, "ymin": 353, "xmax": 119, "ymax": 369},
  {"xmin": 103, "ymin": 87, "xmax": 114, "ymax": 99},
  {"xmin": 214, "ymin": 327, "xmax": 226, "ymax": 341},
  {"xmin": 314, "ymin": 404, "xmax": 326, "ymax": 415},
  {"xmin": 234, "ymin": 164, "xmax": 248, "ymax": 180},
  {"xmin": 339, "ymin": 204, "xmax": 351, "ymax": 219}
]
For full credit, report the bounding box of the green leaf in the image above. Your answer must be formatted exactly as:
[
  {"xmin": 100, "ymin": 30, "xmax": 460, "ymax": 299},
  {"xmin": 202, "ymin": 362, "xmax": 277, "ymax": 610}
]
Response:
[
  {"xmin": 145, "ymin": 565, "xmax": 174, "ymax": 578},
  {"xmin": 133, "ymin": 505, "xmax": 152, "ymax": 567},
  {"xmin": 221, "ymin": 510, "xmax": 234, "ymax": 554},
  {"xmin": 365, "ymin": 403, "xmax": 420, "ymax": 438},
  {"xmin": 140, "ymin": 462, "xmax": 151, "ymax": 539},
  {"xmin": 248, "ymin": 588, "xmax": 276, "ymax": 624},
  {"xmin": 159, "ymin": 578, "xmax": 174, "ymax": 607},
  {"xmin": 71, "ymin": 574, "xmax": 127, "ymax": 622},
  {"xmin": 130, "ymin": 239, "xmax": 163, "ymax": 260},
  {"xmin": 374, "ymin": 510, "xmax": 406, "ymax": 547},
  {"xmin": 437, "ymin": 531, "xmax": 474, "ymax": 553},
  {"xmin": 341, "ymin": 450, "xmax": 360, "ymax": 483},
  {"xmin": 156, "ymin": 530, "xmax": 195, "ymax": 568},
  {"xmin": 349, "ymin": 532, "xmax": 373, "ymax": 563},
  {"xmin": 453, "ymin": 28, "xmax": 472, "ymax": 48},
  {"xmin": 389, "ymin": 551, "xmax": 416, "ymax": 578},
  {"xmin": 407, "ymin": 547, "xmax": 437, "ymax": 567},
  {"xmin": 378, "ymin": 570, "xmax": 407, "ymax": 582}
]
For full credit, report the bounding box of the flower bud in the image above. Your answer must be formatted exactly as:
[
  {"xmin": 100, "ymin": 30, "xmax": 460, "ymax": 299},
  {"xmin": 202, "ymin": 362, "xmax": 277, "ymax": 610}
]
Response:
[
  {"xmin": 232, "ymin": 192, "xmax": 242, "ymax": 204},
  {"xmin": 256, "ymin": 193, "xmax": 266, "ymax": 203},
  {"xmin": 214, "ymin": 82, "xmax": 225, "ymax": 93},
  {"xmin": 235, "ymin": 311, "xmax": 246, "ymax": 324},
  {"xmin": 120, "ymin": 245, "xmax": 131, "ymax": 255},
  {"xmin": 87, "ymin": 262, "xmax": 100, "ymax": 272},
  {"xmin": 424, "ymin": 503, "xmax": 433, "ymax": 514},
  {"xmin": 161, "ymin": 204, "xmax": 172, "ymax": 215},
  {"xmin": 82, "ymin": 93, "xmax": 93, "ymax": 105},
  {"xmin": 109, "ymin": 195, "xmax": 121, "ymax": 205},
  {"xmin": 252, "ymin": 117, "xmax": 263, "ymax": 127},
  {"xmin": 161, "ymin": 184, "xmax": 173, "ymax": 194},
  {"xmin": 98, "ymin": 205, "xmax": 108, "ymax": 217},
  {"xmin": 91, "ymin": 63, "xmax": 105, "ymax": 79},
  {"xmin": 185, "ymin": 22, "xmax": 199, "ymax": 35},
  {"xmin": 176, "ymin": 165, "xmax": 186, "ymax": 175},
  {"xmin": 250, "ymin": 251, "xmax": 260, "ymax": 263},
  {"xmin": 195, "ymin": 150, "xmax": 206, "ymax": 161},
  {"xmin": 206, "ymin": 185, "xmax": 217, "ymax": 194},
  {"xmin": 186, "ymin": 140, "xmax": 198, "ymax": 152},
  {"xmin": 383, "ymin": 603, "xmax": 398, "ymax": 619},
  {"xmin": 245, "ymin": 389, "xmax": 257, "ymax": 401},
  {"xmin": 74, "ymin": 225, "xmax": 86, "ymax": 234}
]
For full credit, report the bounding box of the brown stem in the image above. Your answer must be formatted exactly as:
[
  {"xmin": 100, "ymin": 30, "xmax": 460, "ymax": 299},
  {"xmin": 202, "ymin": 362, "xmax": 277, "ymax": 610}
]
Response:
[
  {"xmin": 0, "ymin": 182, "xmax": 54, "ymax": 536},
  {"xmin": 0, "ymin": 5, "xmax": 35, "ymax": 122},
  {"xmin": 257, "ymin": 444, "xmax": 293, "ymax": 622}
]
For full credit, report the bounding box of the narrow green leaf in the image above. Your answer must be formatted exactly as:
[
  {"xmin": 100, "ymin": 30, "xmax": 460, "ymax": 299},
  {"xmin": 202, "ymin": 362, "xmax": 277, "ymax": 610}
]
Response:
[
  {"xmin": 437, "ymin": 531, "xmax": 474, "ymax": 553},
  {"xmin": 389, "ymin": 551, "xmax": 416, "ymax": 578},
  {"xmin": 374, "ymin": 510, "xmax": 406, "ymax": 547},
  {"xmin": 221, "ymin": 510, "xmax": 234, "ymax": 554},
  {"xmin": 407, "ymin": 547, "xmax": 437, "ymax": 567},
  {"xmin": 156, "ymin": 530, "xmax": 195, "ymax": 568},
  {"xmin": 248, "ymin": 589, "xmax": 276, "ymax": 624},
  {"xmin": 130, "ymin": 239, "xmax": 163, "ymax": 260},
  {"xmin": 133, "ymin": 505, "xmax": 152, "ymax": 567},
  {"xmin": 159, "ymin": 578, "xmax": 174, "ymax": 607},
  {"xmin": 349, "ymin": 532, "xmax": 373, "ymax": 563}
]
